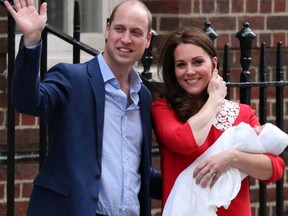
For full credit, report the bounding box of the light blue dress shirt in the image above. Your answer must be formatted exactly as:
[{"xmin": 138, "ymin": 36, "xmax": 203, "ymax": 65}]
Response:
[{"xmin": 96, "ymin": 53, "xmax": 143, "ymax": 216}]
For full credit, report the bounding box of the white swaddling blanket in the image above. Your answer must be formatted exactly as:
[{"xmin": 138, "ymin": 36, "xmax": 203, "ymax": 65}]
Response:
[{"xmin": 163, "ymin": 122, "xmax": 288, "ymax": 216}]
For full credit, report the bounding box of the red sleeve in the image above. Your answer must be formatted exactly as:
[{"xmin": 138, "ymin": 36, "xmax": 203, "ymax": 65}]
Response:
[
  {"xmin": 259, "ymin": 153, "xmax": 285, "ymax": 184},
  {"xmin": 234, "ymin": 103, "xmax": 260, "ymax": 127},
  {"xmin": 151, "ymin": 99, "xmax": 199, "ymax": 155}
]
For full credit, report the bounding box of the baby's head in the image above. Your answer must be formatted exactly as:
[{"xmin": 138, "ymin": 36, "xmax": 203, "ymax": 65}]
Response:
[{"xmin": 256, "ymin": 123, "xmax": 288, "ymax": 155}]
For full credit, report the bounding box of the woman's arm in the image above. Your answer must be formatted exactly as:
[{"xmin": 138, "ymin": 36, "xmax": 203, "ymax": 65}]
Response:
[
  {"xmin": 229, "ymin": 150, "xmax": 274, "ymax": 180},
  {"xmin": 187, "ymin": 71, "xmax": 226, "ymax": 146},
  {"xmin": 193, "ymin": 137, "xmax": 285, "ymax": 188}
]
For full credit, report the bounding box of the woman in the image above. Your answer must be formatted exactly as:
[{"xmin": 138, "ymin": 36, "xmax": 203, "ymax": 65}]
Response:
[{"xmin": 151, "ymin": 26, "xmax": 285, "ymax": 215}]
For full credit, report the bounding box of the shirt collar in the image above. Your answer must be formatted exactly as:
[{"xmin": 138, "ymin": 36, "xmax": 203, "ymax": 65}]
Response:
[{"xmin": 97, "ymin": 52, "xmax": 142, "ymax": 93}]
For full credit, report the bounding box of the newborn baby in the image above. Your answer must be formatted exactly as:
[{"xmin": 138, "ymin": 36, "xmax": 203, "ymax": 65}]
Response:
[{"xmin": 163, "ymin": 122, "xmax": 288, "ymax": 216}]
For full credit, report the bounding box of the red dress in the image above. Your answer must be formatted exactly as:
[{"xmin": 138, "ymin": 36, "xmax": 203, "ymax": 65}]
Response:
[{"xmin": 151, "ymin": 99, "xmax": 285, "ymax": 216}]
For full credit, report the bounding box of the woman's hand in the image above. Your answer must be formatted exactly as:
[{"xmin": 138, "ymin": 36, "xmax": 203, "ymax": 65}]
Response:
[
  {"xmin": 207, "ymin": 69, "xmax": 227, "ymax": 108},
  {"xmin": 4, "ymin": 0, "xmax": 47, "ymax": 47},
  {"xmin": 193, "ymin": 148, "xmax": 274, "ymax": 188},
  {"xmin": 193, "ymin": 149, "xmax": 235, "ymax": 188}
]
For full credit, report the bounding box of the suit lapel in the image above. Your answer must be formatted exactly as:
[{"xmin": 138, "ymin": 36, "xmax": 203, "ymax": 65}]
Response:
[
  {"xmin": 138, "ymin": 85, "xmax": 152, "ymax": 161},
  {"xmin": 87, "ymin": 57, "xmax": 105, "ymax": 168}
]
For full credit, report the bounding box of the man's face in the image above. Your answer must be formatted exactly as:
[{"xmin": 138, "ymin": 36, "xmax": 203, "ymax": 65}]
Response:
[{"xmin": 104, "ymin": 2, "xmax": 152, "ymax": 70}]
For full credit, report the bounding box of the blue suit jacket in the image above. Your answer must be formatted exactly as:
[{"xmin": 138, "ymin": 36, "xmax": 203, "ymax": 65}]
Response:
[{"xmin": 12, "ymin": 39, "xmax": 161, "ymax": 216}]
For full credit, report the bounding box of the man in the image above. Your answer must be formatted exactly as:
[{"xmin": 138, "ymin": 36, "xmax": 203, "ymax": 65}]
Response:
[{"xmin": 4, "ymin": 0, "xmax": 161, "ymax": 215}]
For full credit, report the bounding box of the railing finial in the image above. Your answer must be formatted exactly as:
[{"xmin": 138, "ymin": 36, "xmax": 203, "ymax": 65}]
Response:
[
  {"xmin": 141, "ymin": 29, "xmax": 158, "ymax": 81},
  {"xmin": 236, "ymin": 22, "xmax": 256, "ymax": 72},
  {"xmin": 203, "ymin": 21, "xmax": 218, "ymax": 41},
  {"xmin": 236, "ymin": 21, "xmax": 256, "ymax": 104}
]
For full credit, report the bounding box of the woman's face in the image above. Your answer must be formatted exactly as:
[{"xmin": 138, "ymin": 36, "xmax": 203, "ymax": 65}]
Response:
[{"xmin": 174, "ymin": 43, "xmax": 215, "ymax": 97}]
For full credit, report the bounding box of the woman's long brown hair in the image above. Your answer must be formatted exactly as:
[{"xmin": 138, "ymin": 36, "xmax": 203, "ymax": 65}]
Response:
[{"xmin": 157, "ymin": 26, "xmax": 219, "ymax": 122}]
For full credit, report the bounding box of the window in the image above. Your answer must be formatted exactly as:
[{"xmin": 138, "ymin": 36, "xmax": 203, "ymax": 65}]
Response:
[
  {"xmin": 33, "ymin": 0, "xmax": 122, "ymax": 64},
  {"xmin": 46, "ymin": 0, "xmax": 102, "ymax": 34},
  {"xmin": 45, "ymin": 0, "xmax": 122, "ymax": 35}
]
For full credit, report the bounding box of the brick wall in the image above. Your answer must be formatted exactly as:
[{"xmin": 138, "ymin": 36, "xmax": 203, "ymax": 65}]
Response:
[
  {"xmin": 0, "ymin": 5, "xmax": 7, "ymax": 130},
  {"xmin": 0, "ymin": 163, "xmax": 38, "ymax": 216},
  {"xmin": 0, "ymin": 4, "xmax": 8, "ymax": 216},
  {"xmin": 1, "ymin": 0, "xmax": 288, "ymax": 215},
  {"xmin": 144, "ymin": 0, "xmax": 288, "ymax": 48}
]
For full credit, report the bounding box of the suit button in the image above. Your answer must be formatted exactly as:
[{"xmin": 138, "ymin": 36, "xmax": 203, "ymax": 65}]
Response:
[
  {"xmin": 92, "ymin": 197, "xmax": 98, "ymax": 203},
  {"xmin": 95, "ymin": 174, "xmax": 101, "ymax": 179}
]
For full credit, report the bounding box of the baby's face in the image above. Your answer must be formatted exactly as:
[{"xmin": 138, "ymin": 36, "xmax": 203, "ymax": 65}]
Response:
[{"xmin": 253, "ymin": 125, "xmax": 264, "ymax": 135}]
